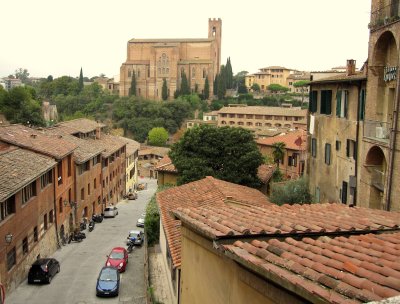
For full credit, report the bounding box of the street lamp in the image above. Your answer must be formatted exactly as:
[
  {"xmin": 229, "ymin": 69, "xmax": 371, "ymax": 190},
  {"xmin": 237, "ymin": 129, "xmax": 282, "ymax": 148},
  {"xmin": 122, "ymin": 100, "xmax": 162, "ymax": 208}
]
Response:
[{"xmin": 5, "ymin": 233, "xmax": 13, "ymax": 245}]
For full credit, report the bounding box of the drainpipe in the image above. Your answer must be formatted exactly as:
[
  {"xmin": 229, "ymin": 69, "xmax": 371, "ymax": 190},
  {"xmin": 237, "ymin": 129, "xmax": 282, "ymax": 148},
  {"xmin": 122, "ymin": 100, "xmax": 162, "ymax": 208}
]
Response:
[
  {"xmin": 354, "ymin": 80, "xmax": 363, "ymax": 206},
  {"xmin": 53, "ymin": 167, "xmax": 60, "ymax": 248},
  {"xmin": 385, "ymin": 67, "xmax": 400, "ymax": 211}
]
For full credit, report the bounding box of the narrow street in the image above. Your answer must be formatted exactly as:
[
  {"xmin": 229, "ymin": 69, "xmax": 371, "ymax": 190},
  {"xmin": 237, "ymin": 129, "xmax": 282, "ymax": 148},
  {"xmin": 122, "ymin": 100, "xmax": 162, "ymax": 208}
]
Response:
[{"xmin": 7, "ymin": 178, "xmax": 157, "ymax": 304}]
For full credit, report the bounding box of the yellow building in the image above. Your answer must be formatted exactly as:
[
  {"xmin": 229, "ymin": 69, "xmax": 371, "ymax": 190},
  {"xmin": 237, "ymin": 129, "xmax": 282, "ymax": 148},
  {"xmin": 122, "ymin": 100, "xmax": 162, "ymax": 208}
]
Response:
[
  {"xmin": 358, "ymin": 0, "xmax": 400, "ymax": 211},
  {"xmin": 119, "ymin": 19, "xmax": 221, "ymax": 100},
  {"xmin": 123, "ymin": 137, "xmax": 140, "ymax": 192},
  {"xmin": 173, "ymin": 203, "xmax": 400, "ymax": 304},
  {"xmin": 307, "ymin": 60, "xmax": 367, "ymax": 204},
  {"xmin": 217, "ymin": 104, "xmax": 307, "ymax": 132},
  {"xmin": 245, "ymin": 66, "xmax": 292, "ymax": 92},
  {"xmin": 155, "ymin": 155, "xmax": 178, "ymax": 186}
]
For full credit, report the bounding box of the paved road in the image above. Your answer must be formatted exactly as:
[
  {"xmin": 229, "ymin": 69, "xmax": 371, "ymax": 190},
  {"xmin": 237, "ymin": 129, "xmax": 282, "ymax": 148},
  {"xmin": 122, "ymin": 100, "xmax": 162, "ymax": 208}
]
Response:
[{"xmin": 7, "ymin": 178, "xmax": 157, "ymax": 304}]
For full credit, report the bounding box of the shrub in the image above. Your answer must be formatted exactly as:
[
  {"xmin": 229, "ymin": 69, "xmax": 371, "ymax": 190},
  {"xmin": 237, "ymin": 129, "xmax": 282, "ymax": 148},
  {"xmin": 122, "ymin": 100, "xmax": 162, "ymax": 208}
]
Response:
[{"xmin": 270, "ymin": 177, "xmax": 313, "ymax": 205}]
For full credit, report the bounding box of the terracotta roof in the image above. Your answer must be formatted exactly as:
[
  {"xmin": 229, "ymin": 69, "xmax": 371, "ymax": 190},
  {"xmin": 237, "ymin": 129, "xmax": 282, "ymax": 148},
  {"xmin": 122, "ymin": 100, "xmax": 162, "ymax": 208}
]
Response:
[
  {"xmin": 55, "ymin": 118, "xmax": 106, "ymax": 134},
  {"xmin": 260, "ymin": 66, "xmax": 290, "ymax": 70},
  {"xmin": 155, "ymin": 155, "xmax": 177, "ymax": 173},
  {"xmin": 256, "ymin": 130, "xmax": 307, "ymax": 151},
  {"xmin": 223, "ymin": 232, "xmax": 400, "ymax": 303},
  {"xmin": 257, "ymin": 164, "xmax": 276, "ymax": 184},
  {"xmin": 120, "ymin": 137, "xmax": 140, "ymax": 156},
  {"xmin": 217, "ymin": 106, "xmax": 307, "ymax": 116},
  {"xmin": 0, "ymin": 124, "xmax": 77, "ymax": 160},
  {"xmin": 139, "ymin": 146, "xmax": 170, "ymax": 157},
  {"xmin": 311, "ymin": 72, "xmax": 366, "ymax": 84},
  {"xmin": 86, "ymin": 134, "xmax": 127, "ymax": 158},
  {"xmin": 0, "ymin": 146, "xmax": 57, "ymax": 201},
  {"xmin": 174, "ymin": 203, "xmax": 400, "ymax": 239},
  {"xmin": 157, "ymin": 176, "xmax": 271, "ymax": 268}
]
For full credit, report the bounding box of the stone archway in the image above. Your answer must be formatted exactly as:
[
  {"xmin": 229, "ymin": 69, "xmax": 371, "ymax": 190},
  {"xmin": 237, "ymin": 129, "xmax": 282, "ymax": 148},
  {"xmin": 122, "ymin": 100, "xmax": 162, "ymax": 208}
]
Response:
[{"xmin": 365, "ymin": 146, "xmax": 387, "ymax": 209}]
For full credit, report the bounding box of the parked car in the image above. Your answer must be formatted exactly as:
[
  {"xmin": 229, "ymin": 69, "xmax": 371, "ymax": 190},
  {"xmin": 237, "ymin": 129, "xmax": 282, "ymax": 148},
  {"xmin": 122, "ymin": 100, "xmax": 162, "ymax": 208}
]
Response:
[
  {"xmin": 136, "ymin": 217, "xmax": 145, "ymax": 227},
  {"xmin": 28, "ymin": 258, "xmax": 60, "ymax": 284},
  {"xmin": 103, "ymin": 206, "xmax": 118, "ymax": 218},
  {"xmin": 96, "ymin": 266, "xmax": 120, "ymax": 297},
  {"xmin": 127, "ymin": 191, "xmax": 138, "ymax": 200},
  {"xmin": 105, "ymin": 247, "xmax": 128, "ymax": 272},
  {"xmin": 126, "ymin": 230, "xmax": 144, "ymax": 246}
]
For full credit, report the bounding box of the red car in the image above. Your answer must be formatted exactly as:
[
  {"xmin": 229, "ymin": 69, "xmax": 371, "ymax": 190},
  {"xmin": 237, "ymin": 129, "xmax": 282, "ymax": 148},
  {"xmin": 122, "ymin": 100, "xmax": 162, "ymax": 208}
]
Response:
[{"xmin": 105, "ymin": 247, "xmax": 128, "ymax": 272}]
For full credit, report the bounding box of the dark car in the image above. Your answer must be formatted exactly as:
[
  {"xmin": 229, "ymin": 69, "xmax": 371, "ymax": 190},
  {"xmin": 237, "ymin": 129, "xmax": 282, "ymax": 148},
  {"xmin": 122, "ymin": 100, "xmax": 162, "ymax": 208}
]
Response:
[
  {"xmin": 96, "ymin": 266, "xmax": 120, "ymax": 297},
  {"xmin": 126, "ymin": 230, "xmax": 144, "ymax": 246},
  {"xmin": 28, "ymin": 258, "xmax": 60, "ymax": 284}
]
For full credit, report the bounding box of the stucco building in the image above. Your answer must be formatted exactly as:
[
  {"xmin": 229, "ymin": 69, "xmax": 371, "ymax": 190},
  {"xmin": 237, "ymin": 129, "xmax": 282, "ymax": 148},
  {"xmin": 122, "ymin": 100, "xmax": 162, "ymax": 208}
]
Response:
[
  {"xmin": 123, "ymin": 137, "xmax": 140, "ymax": 193},
  {"xmin": 217, "ymin": 105, "xmax": 307, "ymax": 132},
  {"xmin": 155, "ymin": 155, "xmax": 178, "ymax": 186},
  {"xmin": 307, "ymin": 60, "xmax": 367, "ymax": 204},
  {"xmin": 358, "ymin": 0, "xmax": 400, "ymax": 211},
  {"xmin": 119, "ymin": 19, "xmax": 221, "ymax": 100},
  {"xmin": 245, "ymin": 66, "xmax": 293, "ymax": 92},
  {"xmin": 173, "ymin": 203, "xmax": 400, "ymax": 304}
]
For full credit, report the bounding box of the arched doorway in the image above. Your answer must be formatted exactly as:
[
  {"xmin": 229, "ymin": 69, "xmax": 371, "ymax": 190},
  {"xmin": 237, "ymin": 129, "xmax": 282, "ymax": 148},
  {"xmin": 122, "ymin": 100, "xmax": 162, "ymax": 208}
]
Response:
[
  {"xmin": 69, "ymin": 213, "xmax": 74, "ymax": 232},
  {"xmin": 365, "ymin": 146, "xmax": 387, "ymax": 209}
]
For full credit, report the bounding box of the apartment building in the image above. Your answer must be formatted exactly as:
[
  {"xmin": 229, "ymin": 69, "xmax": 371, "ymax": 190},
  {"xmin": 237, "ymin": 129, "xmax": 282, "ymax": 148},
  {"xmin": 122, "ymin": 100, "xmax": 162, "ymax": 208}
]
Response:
[
  {"xmin": 123, "ymin": 137, "xmax": 140, "ymax": 193},
  {"xmin": 245, "ymin": 66, "xmax": 292, "ymax": 92},
  {"xmin": 256, "ymin": 130, "xmax": 307, "ymax": 179},
  {"xmin": 216, "ymin": 105, "xmax": 307, "ymax": 132},
  {"xmin": 358, "ymin": 0, "xmax": 400, "ymax": 211},
  {"xmin": 307, "ymin": 60, "xmax": 367, "ymax": 204}
]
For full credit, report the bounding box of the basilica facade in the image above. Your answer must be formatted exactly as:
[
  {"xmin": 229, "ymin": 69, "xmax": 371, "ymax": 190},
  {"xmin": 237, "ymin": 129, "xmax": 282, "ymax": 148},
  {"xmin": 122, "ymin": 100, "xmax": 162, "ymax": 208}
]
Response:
[{"xmin": 119, "ymin": 19, "xmax": 221, "ymax": 100}]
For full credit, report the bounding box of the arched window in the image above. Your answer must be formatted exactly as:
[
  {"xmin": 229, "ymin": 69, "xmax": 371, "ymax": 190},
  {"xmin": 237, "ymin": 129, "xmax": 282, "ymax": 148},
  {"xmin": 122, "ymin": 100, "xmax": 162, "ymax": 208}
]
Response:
[
  {"xmin": 138, "ymin": 70, "xmax": 140, "ymax": 78},
  {"xmin": 203, "ymin": 69, "xmax": 206, "ymax": 78},
  {"xmin": 192, "ymin": 67, "xmax": 196, "ymax": 78},
  {"xmin": 128, "ymin": 70, "xmax": 131, "ymax": 78}
]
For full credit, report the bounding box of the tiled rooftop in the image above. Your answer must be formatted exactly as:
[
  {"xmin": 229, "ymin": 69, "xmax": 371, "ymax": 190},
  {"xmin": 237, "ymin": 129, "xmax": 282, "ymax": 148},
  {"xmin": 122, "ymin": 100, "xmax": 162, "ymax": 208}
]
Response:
[
  {"xmin": 45, "ymin": 128, "xmax": 103, "ymax": 164},
  {"xmin": 157, "ymin": 176, "xmax": 271, "ymax": 268},
  {"xmin": 217, "ymin": 106, "xmax": 307, "ymax": 116},
  {"xmin": 120, "ymin": 137, "xmax": 140, "ymax": 156},
  {"xmin": 223, "ymin": 232, "xmax": 400, "ymax": 303},
  {"xmin": 0, "ymin": 146, "xmax": 57, "ymax": 201},
  {"xmin": 257, "ymin": 164, "xmax": 276, "ymax": 184},
  {"xmin": 256, "ymin": 130, "xmax": 307, "ymax": 151},
  {"xmin": 0, "ymin": 124, "xmax": 77, "ymax": 160},
  {"xmin": 174, "ymin": 203, "xmax": 400, "ymax": 239},
  {"xmin": 311, "ymin": 72, "xmax": 366, "ymax": 84},
  {"xmin": 155, "ymin": 155, "xmax": 177, "ymax": 173},
  {"xmin": 139, "ymin": 146, "xmax": 170, "ymax": 157},
  {"xmin": 174, "ymin": 203, "xmax": 400, "ymax": 303},
  {"xmin": 55, "ymin": 118, "xmax": 106, "ymax": 134},
  {"xmin": 86, "ymin": 134, "xmax": 127, "ymax": 158}
]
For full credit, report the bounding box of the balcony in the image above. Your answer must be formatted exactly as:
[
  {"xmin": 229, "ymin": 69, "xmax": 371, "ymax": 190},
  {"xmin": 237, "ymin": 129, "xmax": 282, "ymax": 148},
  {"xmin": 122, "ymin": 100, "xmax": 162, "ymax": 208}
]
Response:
[
  {"xmin": 364, "ymin": 120, "xmax": 390, "ymax": 144},
  {"xmin": 369, "ymin": 0, "xmax": 400, "ymax": 31},
  {"xmin": 370, "ymin": 166, "xmax": 385, "ymax": 191}
]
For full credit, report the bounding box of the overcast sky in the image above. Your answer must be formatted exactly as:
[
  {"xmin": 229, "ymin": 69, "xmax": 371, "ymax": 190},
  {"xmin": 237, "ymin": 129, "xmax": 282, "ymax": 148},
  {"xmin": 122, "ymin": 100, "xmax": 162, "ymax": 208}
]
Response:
[{"xmin": 1, "ymin": 0, "xmax": 371, "ymax": 79}]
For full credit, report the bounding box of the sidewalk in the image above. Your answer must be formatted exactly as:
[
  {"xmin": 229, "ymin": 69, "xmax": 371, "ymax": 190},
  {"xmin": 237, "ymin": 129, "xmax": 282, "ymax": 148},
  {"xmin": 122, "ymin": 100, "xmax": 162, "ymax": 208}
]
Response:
[{"xmin": 149, "ymin": 245, "xmax": 173, "ymax": 304}]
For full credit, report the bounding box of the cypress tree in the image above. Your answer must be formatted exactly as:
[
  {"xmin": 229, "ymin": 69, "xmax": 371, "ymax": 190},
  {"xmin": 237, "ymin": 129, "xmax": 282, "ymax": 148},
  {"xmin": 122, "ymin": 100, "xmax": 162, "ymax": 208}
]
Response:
[
  {"xmin": 78, "ymin": 67, "xmax": 84, "ymax": 92},
  {"xmin": 217, "ymin": 66, "xmax": 226, "ymax": 99},
  {"xmin": 204, "ymin": 77, "xmax": 210, "ymax": 100},
  {"xmin": 213, "ymin": 74, "xmax": 219, "ymax": 96},
  {"xmin": 226, "ymin": 58, "xmax": 233, "ymax": 89},
  {"xmin": 162, "ymin": 78, "xmax": 168, "ymax": 100},
  {"xmin": 129, "ymin": 72, "xmax": 136, "ymax": 96},
  {"xmin": 180, "ymin": 71, "xmax": 190, "ymax": 95}
]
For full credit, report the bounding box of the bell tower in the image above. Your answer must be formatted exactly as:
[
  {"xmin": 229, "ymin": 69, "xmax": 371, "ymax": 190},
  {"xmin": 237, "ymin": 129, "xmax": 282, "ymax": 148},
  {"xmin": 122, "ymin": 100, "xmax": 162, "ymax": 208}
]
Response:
[{"xmin": 208, "ymin": 18, "xmax": 222, "ymax": 76}]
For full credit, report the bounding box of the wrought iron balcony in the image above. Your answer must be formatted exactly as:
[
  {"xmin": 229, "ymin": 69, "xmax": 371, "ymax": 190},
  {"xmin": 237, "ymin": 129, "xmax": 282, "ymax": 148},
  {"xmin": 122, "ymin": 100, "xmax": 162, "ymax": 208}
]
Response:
[
  {"xmin": 364, "ymin": 120, "xmax": 390, "ymax": 143},
  {"xmin": 370, "ymin": 0, "xmax": 400, "ymax": 30}
]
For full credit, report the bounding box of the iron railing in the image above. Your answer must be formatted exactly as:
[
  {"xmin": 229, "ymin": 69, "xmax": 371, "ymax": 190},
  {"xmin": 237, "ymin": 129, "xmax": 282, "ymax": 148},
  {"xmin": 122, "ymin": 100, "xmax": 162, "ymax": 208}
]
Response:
[{"xmin": 370, "ymin": 0, "xmax": 400, "ymax": 30}]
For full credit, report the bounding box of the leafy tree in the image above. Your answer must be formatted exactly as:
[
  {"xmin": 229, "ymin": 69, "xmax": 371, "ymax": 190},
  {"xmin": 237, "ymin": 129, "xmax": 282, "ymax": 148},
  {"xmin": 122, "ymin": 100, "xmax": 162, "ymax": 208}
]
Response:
[
  {"xmin": 272, "ymin": 142, "xmax": 286, "ymax": 168},
  {"xmin": 169, "ymin": 125, "xmax": 263, "ymax": 187},
  {"xmin": 162, "ymin": 78, "xmax": 168, "ymax": 100},
  {"xmin": 268, "ymin": 84, "xmax": 289, "ymax": 93},
  {"xmin": 234, "ymin": 71, "xmax": 248, "ymax": 94},
  {"xmin": 180, "ymin": 71, "xmax": 190, "ymax": 95},
  {"xmin": 148, "ymin": 127, "xmax": 169, "ymax": 146},
  {"xmin": 203, "ymin": 77, "xmax": 210, "ymax": 100},
  {"xmin": 271, "ymin": 168, "xmax": 284, "ymax": 182},
  {"xmin": 270, "ymin": 177, "xmax": 313, "ymax": 205},
  {"xmin": 129, "ymin": 73, "xmax": 136, "ymax": 96},
  {"xmin": 15, "ymin": 68, "xmax": 30, "ymax": 83},
  {"xmin": 251, "ymin": 83, "xmax": 261, "ymax": 92},
  {"xmin": 78, "ymin": 67, "xmax": 84, "ymax": 93},
  {"xmin": 47, "ymin": 75, "xmax": 53, "ymax": 82}
]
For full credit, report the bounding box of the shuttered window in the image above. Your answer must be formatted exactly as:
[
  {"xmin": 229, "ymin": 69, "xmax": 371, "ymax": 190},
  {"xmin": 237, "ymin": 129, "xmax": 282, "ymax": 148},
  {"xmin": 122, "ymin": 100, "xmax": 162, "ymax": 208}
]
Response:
[
  {"xmin": 320, "ymin": 90, "xmax": 332, "ymax": 115},
  {"xmin": 309, "ymin": 91, "xmax": 318, "ymax": 113},
  {"xmin": 359, "ymin": 88, "xmax": 366, "ymax": 120},
  {"xmin": 336, "ymin": 90, "xmax": 348, "ymax": 118}
]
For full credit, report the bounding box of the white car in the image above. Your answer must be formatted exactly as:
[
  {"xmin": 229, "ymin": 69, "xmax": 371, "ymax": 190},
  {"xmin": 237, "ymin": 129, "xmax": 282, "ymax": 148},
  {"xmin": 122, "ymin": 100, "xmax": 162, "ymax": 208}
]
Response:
[
  {"xmin": 103, "ymin": 206, "xmax": 118, "ymax": 218},
  {"xmin": 136, "ymin": 217, "xmax": 144, "ymax": 227}
]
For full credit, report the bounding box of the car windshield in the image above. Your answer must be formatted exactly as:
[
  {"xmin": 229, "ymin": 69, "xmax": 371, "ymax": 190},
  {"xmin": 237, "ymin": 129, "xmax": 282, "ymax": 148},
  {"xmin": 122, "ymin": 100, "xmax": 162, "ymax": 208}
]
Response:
[
  {"xmin": 99, "ymin": 269, "xmax": 118, "ymax": 281},
  {"xmin": 110, "ymin": 252, "xmax": 124, "ymax": 259},
  {"xmin": 129, "ymin": 231, "xmax": 140, "ymax": 237},
  {"xmin": 104, "ymin": 208, "xmax": 112, "ymax": 211}
]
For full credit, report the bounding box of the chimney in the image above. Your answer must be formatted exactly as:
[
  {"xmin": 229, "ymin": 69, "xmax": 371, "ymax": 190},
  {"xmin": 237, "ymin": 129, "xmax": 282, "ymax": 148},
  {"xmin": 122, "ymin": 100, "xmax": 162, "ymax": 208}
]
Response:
[
  {"xmin": 346, "ymin": 59, "xmax": 356, "ymax": 76},
  {"xmin": 96, "ymin": 126, "xmax": 101, "ymax": 139}
]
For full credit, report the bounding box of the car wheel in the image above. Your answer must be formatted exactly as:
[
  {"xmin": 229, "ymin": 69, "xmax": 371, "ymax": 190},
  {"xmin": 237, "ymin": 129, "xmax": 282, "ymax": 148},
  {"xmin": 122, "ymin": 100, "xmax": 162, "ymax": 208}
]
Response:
[
  {"xmin": 57, "ymin": 265, "xmax": 60, "ymax": 273},
  {"xmin": 47, "ymin": 275, "xmax": 52, "ymax": 284}
]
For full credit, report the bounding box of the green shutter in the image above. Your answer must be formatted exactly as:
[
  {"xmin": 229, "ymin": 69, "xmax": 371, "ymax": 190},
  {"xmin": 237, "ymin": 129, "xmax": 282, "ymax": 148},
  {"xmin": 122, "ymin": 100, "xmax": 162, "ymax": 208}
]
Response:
[
  {"xmin": 336, "ymin": 90, "xmax": 342, "ymax": 117},
  {"xmin": 359, "ymin": 89, "xmax": 365, "ymax": 120},
  {"xmin": 326, "ymin": 90, "xmax": 332, "ymax": 114}
]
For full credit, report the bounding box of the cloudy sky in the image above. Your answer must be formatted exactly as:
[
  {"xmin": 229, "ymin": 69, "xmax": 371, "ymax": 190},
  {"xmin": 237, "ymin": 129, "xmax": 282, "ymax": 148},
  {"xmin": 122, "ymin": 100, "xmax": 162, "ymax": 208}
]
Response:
[{"xmin": 1, "ymin": 0, "xmax": 371, "ymax": 79}]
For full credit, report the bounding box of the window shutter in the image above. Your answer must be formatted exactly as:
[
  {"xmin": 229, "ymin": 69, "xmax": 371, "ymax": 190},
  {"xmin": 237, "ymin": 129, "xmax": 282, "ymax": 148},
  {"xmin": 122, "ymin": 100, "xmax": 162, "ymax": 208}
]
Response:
[
  {"xmin": 346, "ymin": 139, "xmax": 350, "ymax": 157},
  {"xmin": 359, "ymin": 89, "xmax": 365, "ymax": 120},
  {"xmin": 336, "ymin": 90, "xmax": 342, "ymax": 117},
  {"xmin": 326, "ymin": 91, "xmax": 332, "ymax": 114},
  {"xmin": 344, "ymin": 91, "xmax": 348, "ymax": 118},
  {"xmin": 353, "ymin": 141, "xmax": 357, "ymax": 161}
]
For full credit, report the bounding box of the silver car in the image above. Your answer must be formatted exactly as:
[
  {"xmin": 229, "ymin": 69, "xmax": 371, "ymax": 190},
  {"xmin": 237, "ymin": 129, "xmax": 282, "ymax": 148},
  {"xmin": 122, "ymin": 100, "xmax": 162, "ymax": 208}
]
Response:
[{"xmin": 103, "ymin": 206, "xmax": 118, "ymax": 218}]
